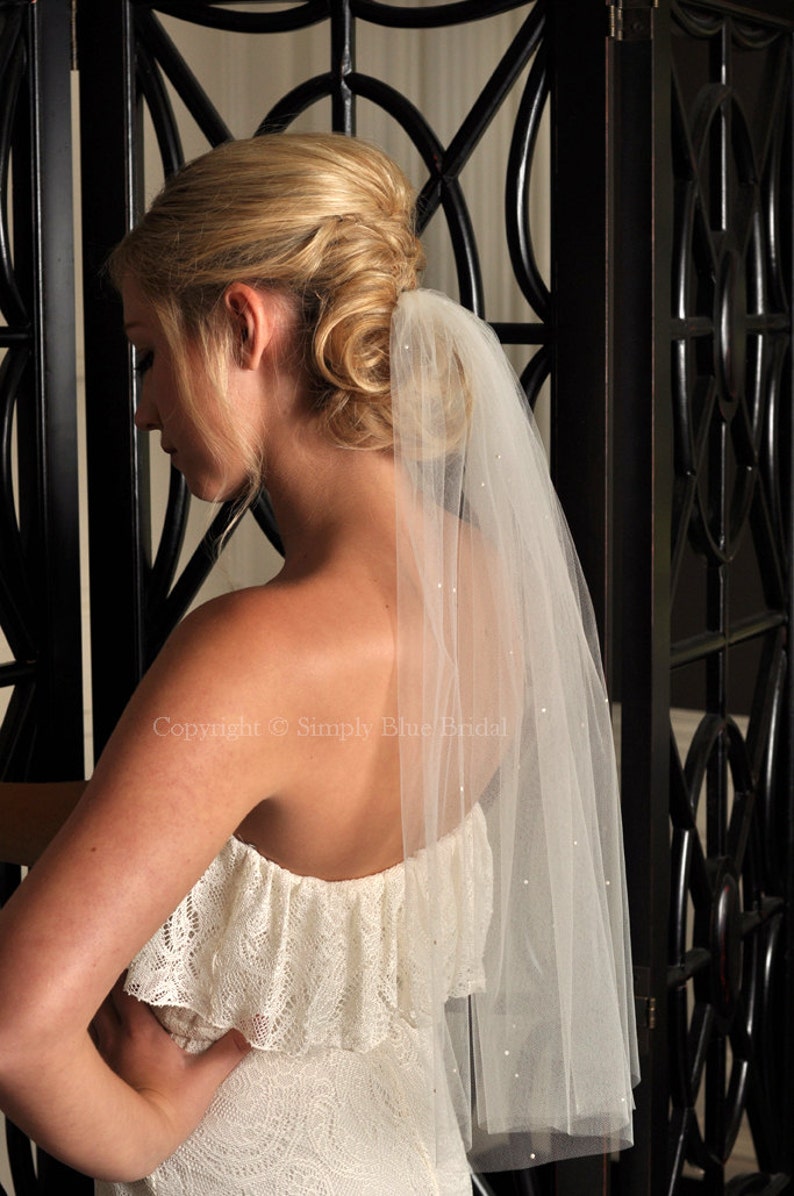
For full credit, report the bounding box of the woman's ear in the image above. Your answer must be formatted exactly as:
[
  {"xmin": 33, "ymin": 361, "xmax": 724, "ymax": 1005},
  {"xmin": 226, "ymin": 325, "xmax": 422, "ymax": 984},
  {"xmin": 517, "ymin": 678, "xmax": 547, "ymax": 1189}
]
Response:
[{"xmin": 224, "ymin": 283, "xmax": 279, "ymax": 371}]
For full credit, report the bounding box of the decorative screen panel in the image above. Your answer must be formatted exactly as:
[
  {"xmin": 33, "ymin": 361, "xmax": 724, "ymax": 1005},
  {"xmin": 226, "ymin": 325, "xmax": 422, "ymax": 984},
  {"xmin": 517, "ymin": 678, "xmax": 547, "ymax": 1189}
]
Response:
[{"xmin": 667, "ymin": 5, "xmax": 792, "ymax": 1190}]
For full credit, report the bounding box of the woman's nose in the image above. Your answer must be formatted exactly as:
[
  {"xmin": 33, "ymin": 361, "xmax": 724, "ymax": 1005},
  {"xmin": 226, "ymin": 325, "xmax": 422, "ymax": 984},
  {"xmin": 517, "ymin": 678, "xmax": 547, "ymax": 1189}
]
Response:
[{"xmin": 134, "ymin": 397, "xmax": 161, "ymax": 432}]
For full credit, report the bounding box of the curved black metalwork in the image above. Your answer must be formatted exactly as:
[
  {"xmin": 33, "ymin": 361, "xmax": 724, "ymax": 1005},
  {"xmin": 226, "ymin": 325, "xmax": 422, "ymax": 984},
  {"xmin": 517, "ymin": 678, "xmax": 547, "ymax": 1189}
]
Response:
[
  {"xmin": 0, "ymin": 15, "xmax": 27, "ymax": 327},
  {"xmin": 81, "ymin": 0, "xmax": 549, "ymax": 704},
  {"xmin": 0, "ymin": 352, "xmax": 36, "ymax": 662},
  {"xmin": 256, "ymin": 72, "xmax": 334, "ymax": 133},
  {"xmin": 732, "ymin": 22, "xmax": 784, "ymax": 51},
  {"xmin": 519, "ymin": 344, "xmax": 551, "ymax": 412},
  {"xmin": 149, "ymin": 0, "xmax": 330, "ymax": 35},
  {"xmin": 667, "ymin": 4, "xmax": 793, "ymax": 1189},
  {"xmin": 506, "ymin": 41, "xmax": 550, "ymax": 321},
  {"xmin": 136, "ymin": 33, "xmax": 185, "ymax": 173},
  {"xmin": 135, "ymin": 7, "xmax": 233, "ymax": 146},
  {"xmin": 352, "ymin": 0, "xmax": 531, "ymax": 30},
  {"xmin": 146, "ymin": 0, "xmax": 533, "ymax": 34},
  {"xmin": 0, "ymin": 2, "xmax": 85, "ymax": 1191},
  {"xmin": 672, "ymin": 5, "xmax": 724, "ymax": 36}
]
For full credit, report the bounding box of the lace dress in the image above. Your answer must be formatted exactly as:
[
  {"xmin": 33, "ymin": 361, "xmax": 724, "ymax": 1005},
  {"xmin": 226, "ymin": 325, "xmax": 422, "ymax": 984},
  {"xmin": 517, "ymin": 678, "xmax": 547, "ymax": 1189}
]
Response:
[{"xmin": 95, "ymin": 805, "xmax": 492, "ymax": 1196}]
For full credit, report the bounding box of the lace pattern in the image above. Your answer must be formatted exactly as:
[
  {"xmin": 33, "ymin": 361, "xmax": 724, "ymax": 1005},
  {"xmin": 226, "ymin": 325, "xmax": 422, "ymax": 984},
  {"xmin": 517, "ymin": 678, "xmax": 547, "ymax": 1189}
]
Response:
[{"xmin": 124, "ymin": 803, "xmax": 492, "ymax": 1055}]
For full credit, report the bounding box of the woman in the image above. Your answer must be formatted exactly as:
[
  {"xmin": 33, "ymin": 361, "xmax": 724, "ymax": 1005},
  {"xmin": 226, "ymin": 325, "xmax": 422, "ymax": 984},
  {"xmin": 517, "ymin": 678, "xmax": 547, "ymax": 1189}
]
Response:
[{"xmin": 0, "ymin": 134, "xmax": 637, "ymax": 1193}]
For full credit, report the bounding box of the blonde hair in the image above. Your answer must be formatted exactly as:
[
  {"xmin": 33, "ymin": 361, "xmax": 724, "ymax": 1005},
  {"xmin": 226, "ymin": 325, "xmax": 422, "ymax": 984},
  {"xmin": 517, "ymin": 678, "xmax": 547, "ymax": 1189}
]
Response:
[{"xmin": 110, "ymin": 133, "xmax": 425, "ymax": 502}]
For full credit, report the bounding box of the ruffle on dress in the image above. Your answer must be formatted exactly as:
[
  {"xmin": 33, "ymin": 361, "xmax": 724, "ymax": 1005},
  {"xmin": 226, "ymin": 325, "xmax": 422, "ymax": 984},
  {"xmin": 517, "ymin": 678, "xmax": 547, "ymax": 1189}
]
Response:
[{"xmin": 124, "ymin": 803, "xmax": 492, "ymax": 1055}]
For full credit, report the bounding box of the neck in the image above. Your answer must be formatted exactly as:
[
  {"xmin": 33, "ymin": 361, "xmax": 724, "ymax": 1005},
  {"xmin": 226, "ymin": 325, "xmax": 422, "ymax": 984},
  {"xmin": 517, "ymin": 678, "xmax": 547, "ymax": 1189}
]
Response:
[{"xmin": 263, "ymin": 423, "xmax": 397, "ymax": 578}]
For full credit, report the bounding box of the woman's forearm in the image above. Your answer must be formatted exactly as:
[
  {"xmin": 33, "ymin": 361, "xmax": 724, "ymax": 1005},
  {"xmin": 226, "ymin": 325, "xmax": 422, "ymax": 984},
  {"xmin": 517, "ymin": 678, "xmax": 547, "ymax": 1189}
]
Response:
[
  {"xmin": 0, "ymin": 781, "xmax": 87, "ymax": 866},
  {"xmin": 0, "ymin": 1029, "xmax": 184, "ymax": 1182},
  {"xmin": 0, "ymin": 1011, "xmax": 248, "ymax": 1182}
]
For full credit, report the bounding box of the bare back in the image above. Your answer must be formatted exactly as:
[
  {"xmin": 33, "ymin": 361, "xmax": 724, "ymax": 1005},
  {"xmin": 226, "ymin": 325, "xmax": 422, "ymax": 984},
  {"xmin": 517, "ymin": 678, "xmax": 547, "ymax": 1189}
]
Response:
[
  {"xmin": 230, "ymin": 507, "xmax": 508, "ymax": 879},
  {"xmin": 231, "ymin": 562, "xmax": 405, "ymax": 881}
]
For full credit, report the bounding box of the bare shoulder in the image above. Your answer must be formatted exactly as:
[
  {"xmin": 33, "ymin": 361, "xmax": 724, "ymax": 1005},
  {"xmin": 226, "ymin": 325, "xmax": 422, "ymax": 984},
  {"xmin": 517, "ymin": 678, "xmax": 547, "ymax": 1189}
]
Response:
[
  {"xmin": 164, "ymin": 582, "xmax": 306, "ymax": 653},
  {"xmin": 113, "ymin": 588, "xmax": 299, "ymax": 770},
  {"xmin": 130, "ymin": 573, "xmax": 394, "ymax": 750},
  {"xmin": 177, "ymin": 569, "xmax": 393, "ymax": 665},
  {"xmin": 156, "ymin": 578, "xmax": 358, "ymax": 691}
]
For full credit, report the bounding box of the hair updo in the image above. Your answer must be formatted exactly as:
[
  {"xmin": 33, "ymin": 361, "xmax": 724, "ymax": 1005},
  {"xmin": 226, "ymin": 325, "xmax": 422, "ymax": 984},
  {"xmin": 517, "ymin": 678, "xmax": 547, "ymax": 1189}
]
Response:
[{"xmin": 109, "ymin": 133, "xmax": 426, "ymax": 467}]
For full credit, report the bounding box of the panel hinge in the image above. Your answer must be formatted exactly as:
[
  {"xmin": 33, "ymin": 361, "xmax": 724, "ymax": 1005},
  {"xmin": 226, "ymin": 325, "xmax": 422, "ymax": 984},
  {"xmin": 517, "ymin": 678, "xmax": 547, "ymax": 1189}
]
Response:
[
  {"xmin": 643, "ymin": 995, "xmax": 657, "ymax": 1029},
  {"xmin": 634, "ymin": 993, "xmax": 657, "ymax": 1030},
  {"xmin": 607, "ymin": 0, "xmax": 658, "ymax": 42},
  {"xmin": 633, "ymin": 966, "xmax": 656, "ymax": 1050}
]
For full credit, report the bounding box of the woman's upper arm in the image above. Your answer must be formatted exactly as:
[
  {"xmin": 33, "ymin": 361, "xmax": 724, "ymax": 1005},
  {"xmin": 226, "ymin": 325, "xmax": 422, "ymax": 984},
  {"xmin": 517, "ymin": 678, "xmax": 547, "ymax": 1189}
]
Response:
[{"xmin": 0, "ymin": 591, "xmax": 293, "ymax": 1051}]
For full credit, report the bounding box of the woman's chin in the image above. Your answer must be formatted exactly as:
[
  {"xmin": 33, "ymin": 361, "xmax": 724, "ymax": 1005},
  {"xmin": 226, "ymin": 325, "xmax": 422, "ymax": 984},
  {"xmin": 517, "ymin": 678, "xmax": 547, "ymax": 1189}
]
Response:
[{"xmin": 186, "ymin": 473, "xmax": 247, "ymax": 505}]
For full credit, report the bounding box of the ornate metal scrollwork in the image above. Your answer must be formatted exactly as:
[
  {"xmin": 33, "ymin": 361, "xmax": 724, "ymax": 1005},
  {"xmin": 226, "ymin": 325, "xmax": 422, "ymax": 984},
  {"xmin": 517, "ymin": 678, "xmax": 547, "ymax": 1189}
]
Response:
[
  {"xmin": 0, "ymin": 11, "xmax": 35, "ymax": 773},
  {"xmin": 668, "ymin": 4, "xmax": 792, "ymax": 1188},
  {"xmin": 120, "ymin": 0, "xmax": 549, "ymax": 665},
  {"xmin": 0, "ymin": 2, "xmax": 85, "ymax": 1190}
]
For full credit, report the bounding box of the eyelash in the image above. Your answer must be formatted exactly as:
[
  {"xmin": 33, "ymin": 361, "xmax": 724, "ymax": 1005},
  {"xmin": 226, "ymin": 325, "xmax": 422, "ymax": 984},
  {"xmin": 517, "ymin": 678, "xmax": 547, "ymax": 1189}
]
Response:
[{"xmin": 134, "ymin": 351, "xmax": 154, "ymax": 377}]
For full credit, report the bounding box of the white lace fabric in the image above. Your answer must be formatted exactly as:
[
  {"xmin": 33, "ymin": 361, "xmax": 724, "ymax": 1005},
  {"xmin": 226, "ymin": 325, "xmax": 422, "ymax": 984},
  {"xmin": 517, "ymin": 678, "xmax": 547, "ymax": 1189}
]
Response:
[{"xmin": 96, "ymin": 806, "xmax": 491, "ymax": 1195}]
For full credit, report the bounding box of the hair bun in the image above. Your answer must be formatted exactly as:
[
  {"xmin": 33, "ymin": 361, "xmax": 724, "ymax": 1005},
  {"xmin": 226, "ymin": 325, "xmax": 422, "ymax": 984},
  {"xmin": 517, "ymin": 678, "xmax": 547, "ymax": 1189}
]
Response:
[{"xmin": 110, "ymin": 133, "xmax": 426, "ymax": 457}]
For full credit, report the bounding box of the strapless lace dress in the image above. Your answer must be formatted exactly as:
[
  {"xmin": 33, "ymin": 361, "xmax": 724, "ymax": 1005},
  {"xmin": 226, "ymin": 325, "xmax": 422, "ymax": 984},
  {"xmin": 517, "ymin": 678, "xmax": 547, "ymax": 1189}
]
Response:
[{"xmin": 95, "ymin": 805, "xmax": 492, "ymax": 1196}]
